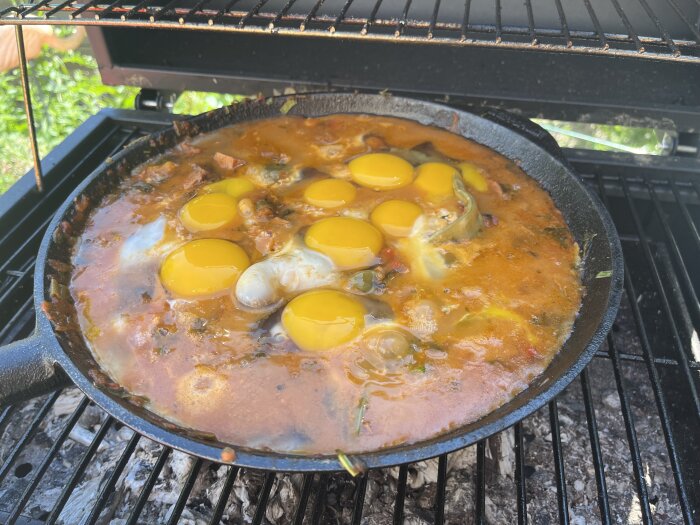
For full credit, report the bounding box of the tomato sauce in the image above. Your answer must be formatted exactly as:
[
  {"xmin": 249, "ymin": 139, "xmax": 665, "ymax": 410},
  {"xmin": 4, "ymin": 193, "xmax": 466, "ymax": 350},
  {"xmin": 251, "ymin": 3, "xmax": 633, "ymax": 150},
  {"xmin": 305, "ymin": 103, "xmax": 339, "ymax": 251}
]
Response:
[{"xmin": 70, "ymin": 115, "xmax": 582, "ymax": 454}]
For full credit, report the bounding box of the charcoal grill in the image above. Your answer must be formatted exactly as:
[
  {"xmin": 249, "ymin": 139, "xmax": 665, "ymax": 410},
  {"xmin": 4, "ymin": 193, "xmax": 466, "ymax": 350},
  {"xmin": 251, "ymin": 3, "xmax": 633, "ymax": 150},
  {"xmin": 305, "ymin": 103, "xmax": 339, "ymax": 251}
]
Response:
[{"xmin": 0, "ymin": 1, "xmax": 699, "ymax": 523}]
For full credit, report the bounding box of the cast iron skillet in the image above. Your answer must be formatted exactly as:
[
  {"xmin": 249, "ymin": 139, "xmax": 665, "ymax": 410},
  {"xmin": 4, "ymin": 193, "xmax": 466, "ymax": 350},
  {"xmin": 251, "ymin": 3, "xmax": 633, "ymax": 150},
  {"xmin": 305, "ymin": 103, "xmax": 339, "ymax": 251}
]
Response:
[{"xmin": 0, "ymin": 94, "xmax": 623, "ymax": 472}]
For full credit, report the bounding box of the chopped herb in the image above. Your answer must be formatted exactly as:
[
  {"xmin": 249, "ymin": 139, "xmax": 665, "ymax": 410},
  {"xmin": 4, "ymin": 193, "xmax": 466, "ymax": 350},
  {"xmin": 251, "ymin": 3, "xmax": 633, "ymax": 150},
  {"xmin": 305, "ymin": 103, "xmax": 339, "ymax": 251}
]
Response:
[
  {"xmin": 337, "ymin": 451, "xmax": 367, "ymax": 477},
  {"xmin": 442, "ymin": 252, "xmax": 458, "ymax": 266},
  {"xmin": 279, "ymin": 99, "xmax": 297, "ymax": 114},
  {"xmin": 190, "ymin": 317, "xmax": 208, "ymax": 333},
  {"xmin": 543, "ymin": 226, "xmax": 570, "ymax": 248},
  {"xmin": 132, "ymin": 181, "xmax": 155, "ymax": 193},
  {"xmin": 581, "ymin": 232, "xmax": 598, "ymax": 263},
  {"xmin": 596, "ymin": 270, "xmax": 613, "ymax": 279},
  {"xmin": 354, "ymin": 395, "xmax": 369, "ymax": 435},
  {"xmin": 255, "ymin": 199, "xmax": 272, "ymax": 211},
  {"xmin": 154, "ymin": 346, "xmax": 172, "ymax": 356},
  {"xmin": 410, "ymin": 363, "xmax": 426, "ymax": 374},
  {"xmin": 499, "ymin": 182, "xmax": 519, "ymax": 196},
  {"xmin": 348, "ymin": 270, "xmax": 375, "ymax": 294}
]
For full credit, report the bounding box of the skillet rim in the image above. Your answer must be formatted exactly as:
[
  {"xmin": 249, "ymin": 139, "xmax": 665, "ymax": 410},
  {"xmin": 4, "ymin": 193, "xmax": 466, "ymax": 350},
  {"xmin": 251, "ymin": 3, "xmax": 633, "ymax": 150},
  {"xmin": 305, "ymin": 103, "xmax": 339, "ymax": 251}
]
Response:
[{"xmin": 33, "ymin": 93, "xmax": 624, "ymax": 471}]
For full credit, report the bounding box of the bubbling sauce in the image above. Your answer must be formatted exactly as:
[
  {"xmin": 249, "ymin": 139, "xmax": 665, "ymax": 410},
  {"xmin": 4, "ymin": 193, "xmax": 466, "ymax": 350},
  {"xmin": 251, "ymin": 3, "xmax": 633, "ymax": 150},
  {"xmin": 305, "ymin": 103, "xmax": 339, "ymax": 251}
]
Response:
[{"xmin": 70, "ymin": 114, "xmax": 582, "ymax": 454}]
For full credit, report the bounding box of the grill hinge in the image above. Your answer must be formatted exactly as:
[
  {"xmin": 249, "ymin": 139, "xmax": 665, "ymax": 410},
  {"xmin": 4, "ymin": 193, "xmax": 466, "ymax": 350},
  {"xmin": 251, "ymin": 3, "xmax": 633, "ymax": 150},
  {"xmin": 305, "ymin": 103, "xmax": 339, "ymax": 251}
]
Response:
[{"xmin": 135, "ymin": 89, "xmax": 179, "ymax": 112}]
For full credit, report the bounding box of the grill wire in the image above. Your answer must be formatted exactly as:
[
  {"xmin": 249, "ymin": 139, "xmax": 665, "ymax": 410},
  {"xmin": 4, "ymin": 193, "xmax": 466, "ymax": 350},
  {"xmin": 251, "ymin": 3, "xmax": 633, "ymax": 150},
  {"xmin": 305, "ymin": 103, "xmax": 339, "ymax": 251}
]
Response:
[
  {"xmin": 0, "ymin": 114, "xmax": 699, "ymax": 524},
  {"xmin": 0, "ymin": 0, "xmax": 699, "ymax": 61}
]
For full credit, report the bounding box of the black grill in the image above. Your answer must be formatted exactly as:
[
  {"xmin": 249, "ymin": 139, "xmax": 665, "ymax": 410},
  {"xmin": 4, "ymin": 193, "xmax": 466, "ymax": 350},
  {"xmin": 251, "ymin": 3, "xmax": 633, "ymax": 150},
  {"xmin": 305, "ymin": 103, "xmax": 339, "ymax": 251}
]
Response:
[
  {"xmin": 0, "ymin": 109, "xmax": 698, "ymax": 524},
  {"xmin": 1, "ymin": 0, "xmax": 700, "ymax": 62}
]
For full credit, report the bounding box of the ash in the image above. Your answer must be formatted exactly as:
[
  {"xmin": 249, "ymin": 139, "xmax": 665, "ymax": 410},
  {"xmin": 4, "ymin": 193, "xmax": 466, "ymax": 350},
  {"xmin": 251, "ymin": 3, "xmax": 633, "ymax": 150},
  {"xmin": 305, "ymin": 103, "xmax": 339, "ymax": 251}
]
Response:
[{"xmin": 0, "ymin": 297, "xmax": 683, "ymax": 524}]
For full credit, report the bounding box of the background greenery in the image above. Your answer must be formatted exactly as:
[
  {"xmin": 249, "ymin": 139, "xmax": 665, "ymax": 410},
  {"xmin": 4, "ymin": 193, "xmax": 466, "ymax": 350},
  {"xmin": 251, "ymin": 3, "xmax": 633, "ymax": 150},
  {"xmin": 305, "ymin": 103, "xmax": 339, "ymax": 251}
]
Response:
[
  {"xmin": 0, "ymin": 28, "xmax": 238, "ymax": 194},
  {"xmin": 0, "ymin": 26, "xmax": 668, "ymax": 195}
]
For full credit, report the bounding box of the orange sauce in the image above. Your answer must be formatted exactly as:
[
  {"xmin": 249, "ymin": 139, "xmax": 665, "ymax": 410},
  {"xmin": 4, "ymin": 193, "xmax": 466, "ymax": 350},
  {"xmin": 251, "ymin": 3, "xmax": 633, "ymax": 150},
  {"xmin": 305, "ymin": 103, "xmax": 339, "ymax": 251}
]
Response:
[{"xmin": 70, "ymin": 115, "xmax": 582, "ymax": 454}]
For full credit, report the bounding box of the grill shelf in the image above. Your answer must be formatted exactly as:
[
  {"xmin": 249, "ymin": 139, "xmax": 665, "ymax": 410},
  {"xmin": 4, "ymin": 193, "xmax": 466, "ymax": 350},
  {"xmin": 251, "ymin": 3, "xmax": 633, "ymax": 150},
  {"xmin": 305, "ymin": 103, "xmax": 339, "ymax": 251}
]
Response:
[
  {"xmin": 0, "ymin": 109, "xmax": 698, "ymax": 524},
  {"xmin": 1, "ymin": 0, "xmax": 700, "ymax": 62}
]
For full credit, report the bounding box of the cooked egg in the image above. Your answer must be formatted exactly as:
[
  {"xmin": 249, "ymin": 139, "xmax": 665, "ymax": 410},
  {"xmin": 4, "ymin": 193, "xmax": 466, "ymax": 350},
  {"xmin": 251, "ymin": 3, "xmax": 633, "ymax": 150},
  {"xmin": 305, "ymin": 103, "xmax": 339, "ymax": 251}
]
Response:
[
  {"xmin": 203, "ymin": 177, "xmax": 255, "ymax": 198},
  {"xmin": 348, "ymin": 153, "xmax": 414, "ymax": 190},
  {"xmin": 413, "ymin": 162, "xmax": 458, "ymax": 199},
  {"xmin": 179, "ymin": 193, "xmax": 239, "ymax": 232},
  {"xmin": 120, "ymin": 216, "xmax": 172, "ymax": 267},
  {"xmin": 303, "ymin": 179, "xmax": 357, "ymax": 208},
  {"xmin": 235, "ymin": 237, "xmax": 337, "ymax": 310},
  {"xmin": 459, "ymin": 162, "xmax": 488, "ymax": 192},
  {"xmin": 305, "ymin": 217, "xmax": 383, "ymax": 269},
  {"xmin": 160, "ymin": 239, "xmax": 249, "ymax": 297},
  {"xmin": 281, "ymin": 289, "xmax": 366, "ymax": 352},
  {"xmin": 370, "ymin": 200, "xmax": 422, "ymax": 237}
]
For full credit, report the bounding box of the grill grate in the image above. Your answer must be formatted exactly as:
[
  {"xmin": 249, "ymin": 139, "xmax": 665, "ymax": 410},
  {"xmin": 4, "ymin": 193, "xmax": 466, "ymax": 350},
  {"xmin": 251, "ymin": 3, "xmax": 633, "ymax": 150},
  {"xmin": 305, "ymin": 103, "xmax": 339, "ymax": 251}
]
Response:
[
  {"xmin": 0, "ymin": 109, "xmax": 699, "ymax": 524},
  {"xmin": 1, "ymin": 0, "xmax": 700, "ymax": 62}
]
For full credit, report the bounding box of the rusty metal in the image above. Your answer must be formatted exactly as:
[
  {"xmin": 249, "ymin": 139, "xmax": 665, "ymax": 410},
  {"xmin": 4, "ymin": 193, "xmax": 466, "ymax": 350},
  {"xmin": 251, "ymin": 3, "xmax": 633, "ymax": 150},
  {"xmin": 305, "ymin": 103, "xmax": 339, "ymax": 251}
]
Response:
[{"xmin": 14, "ymin": 25, "xmax": 44, "ymax": 193}]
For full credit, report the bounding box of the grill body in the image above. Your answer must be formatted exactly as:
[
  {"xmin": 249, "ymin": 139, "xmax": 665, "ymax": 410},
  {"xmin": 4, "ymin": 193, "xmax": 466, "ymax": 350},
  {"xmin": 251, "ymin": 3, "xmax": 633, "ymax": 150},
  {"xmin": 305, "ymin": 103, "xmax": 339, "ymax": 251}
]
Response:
[
  {"xmin": 0, "ymin": 0, "xmax": 699, "ymax": 522},
  {"xmin": 0, "ymin": 109, "xmax": 698, "ymax": 523}
]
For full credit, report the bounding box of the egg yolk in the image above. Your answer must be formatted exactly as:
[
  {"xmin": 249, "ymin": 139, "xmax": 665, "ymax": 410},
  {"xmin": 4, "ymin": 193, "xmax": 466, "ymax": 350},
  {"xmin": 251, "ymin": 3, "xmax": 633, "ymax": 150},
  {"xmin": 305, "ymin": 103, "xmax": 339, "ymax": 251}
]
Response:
[
  {"xmin": 282, "ymin": 289, "xmax": 366, "ymax": 352},
  {"xmin": 203, "ymin": 177, "xmax": 255, "ymax": 198},
  {"xmin": 459, "ymin": 162, "xmax": 489, "ymax": 192},
  {"xmin": 160, "ymin": 239, "xmax": 250, "ymax": 297},
  {"xmin": 303, "ymin": 179, "xmax": 357, "ymax": 208},
  {"xmin": 348, "ymin": 153, "xmax": 414, "ymax": 190},
  {"xmin": 179, "ymin": 193, "xmax": 239, "ymax": 232},
  {"xmin": 413, "ymin": 162, "xmax": 458, "ymax": 199},
  {"xmin": 305, "ymin": 217, "xmax": 383, "ymax": 269},
  {"xmin": 370, "ymin": 200, "xmax": 422, "ymax": 237}
]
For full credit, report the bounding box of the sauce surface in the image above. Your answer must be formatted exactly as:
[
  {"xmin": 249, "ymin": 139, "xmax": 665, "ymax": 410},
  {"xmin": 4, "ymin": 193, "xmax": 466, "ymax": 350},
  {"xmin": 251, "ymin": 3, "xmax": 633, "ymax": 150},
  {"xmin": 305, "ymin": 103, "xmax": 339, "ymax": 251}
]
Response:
[{"xmin": 70, "ymin": 114, "xmax": 582, "ymax": 454}]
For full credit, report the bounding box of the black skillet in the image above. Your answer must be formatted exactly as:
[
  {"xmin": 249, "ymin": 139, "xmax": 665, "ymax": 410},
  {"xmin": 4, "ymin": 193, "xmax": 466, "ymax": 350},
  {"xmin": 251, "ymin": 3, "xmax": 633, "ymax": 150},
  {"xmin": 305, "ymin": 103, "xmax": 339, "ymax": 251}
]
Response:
[{"xmin": 0, "ymin": 94, "xmax": 623, "ymax": 472}]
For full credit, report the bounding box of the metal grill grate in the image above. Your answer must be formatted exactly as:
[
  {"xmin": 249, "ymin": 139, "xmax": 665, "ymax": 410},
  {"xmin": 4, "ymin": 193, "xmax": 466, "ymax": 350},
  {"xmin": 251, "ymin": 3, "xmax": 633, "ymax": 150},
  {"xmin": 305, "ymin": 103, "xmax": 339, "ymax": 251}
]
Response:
[
  {"xmin": 0, "ymin": 109, "xmax": 699, "ymax": 524},
  {"xmin": 1, "ymin": 0, "xmax": 700, "ymax": 62}
]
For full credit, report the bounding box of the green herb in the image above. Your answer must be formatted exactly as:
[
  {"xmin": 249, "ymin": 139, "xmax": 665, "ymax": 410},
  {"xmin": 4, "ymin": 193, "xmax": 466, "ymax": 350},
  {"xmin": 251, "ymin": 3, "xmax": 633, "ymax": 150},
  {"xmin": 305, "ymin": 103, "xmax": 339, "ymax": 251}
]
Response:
[
  {"xmin": 596, "ymin": 270, "xmax": 613, "ymax": 278},
  {"xmin": 255, "ymin": 198, "xmax": 274, "ymax": 211},
  {"xmin": 442, "ymin": 252, "xmax": 458, "ymax": 266},
  {"xmin": 349, "ymin": 270, "xmax": 375, "ymax": 294},
  {"xmin": 190, "ymin": 317, "xmax": 208, "ymax": 333},
  {"xmin": 499, "ymin": 182, "xmax": 514, "ymax": 194},
  {"xmin": 337, "ymin": 451, "xmax": 366, "ymax": 477},
  {"xmin": 354, "ymin": 396, "xmax": 369, "ymax": 435},
  {"xmin": 279, "ymin": 99, "xmax": 297, "ymax": 114},
  {"xmin": 132, "ymin": 181, "xmax": 155, "ymax": 193},
  {"xmin": 410, "ymin": 363, "xmax": 427, "ymax": 374},
  {"xmin": 154, "ymin": 346, "xmax": 172, "ymax": 356},
  {"xmin": 543, "ymin": 226, "xmax": 570, "ymax": 248}
]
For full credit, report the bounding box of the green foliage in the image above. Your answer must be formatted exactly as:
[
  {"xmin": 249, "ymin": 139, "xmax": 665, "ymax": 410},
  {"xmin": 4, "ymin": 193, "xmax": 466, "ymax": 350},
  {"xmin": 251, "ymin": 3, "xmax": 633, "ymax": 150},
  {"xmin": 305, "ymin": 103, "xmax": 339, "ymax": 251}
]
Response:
[
  {"xmin": 173, "ymin": 91, "xmax": 245, "ymax": 115},
  {"xmin": 0, "ymin": 46, "xmax": 137, "ymax": 194},
  {"xmin": 533, "ymin": 119, "xmax": 666, "ymax": 155}
]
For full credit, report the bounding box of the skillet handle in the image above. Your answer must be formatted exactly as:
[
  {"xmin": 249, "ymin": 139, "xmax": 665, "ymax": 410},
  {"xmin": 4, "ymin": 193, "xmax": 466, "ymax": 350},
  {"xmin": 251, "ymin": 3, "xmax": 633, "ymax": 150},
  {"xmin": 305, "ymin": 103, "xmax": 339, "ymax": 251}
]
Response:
[
  {"xmin": 481, "ymin": 110, "xmax": 570, "ymax": 167},
  {"xmin": 0, "ymin": 333, "xmax": 70, "ymax": 406}
]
